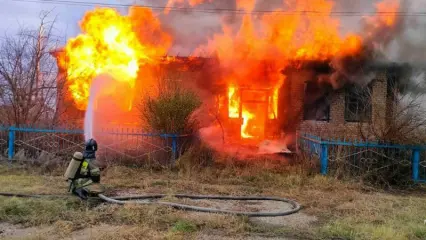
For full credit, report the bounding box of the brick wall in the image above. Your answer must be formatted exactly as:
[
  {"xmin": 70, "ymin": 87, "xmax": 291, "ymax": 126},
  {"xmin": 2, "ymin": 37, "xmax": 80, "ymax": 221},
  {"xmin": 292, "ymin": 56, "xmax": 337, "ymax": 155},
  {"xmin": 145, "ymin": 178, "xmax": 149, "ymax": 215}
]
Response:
[
  {"xmin": 280, "ymin": 68, "xmax": 316, "ymax": 135},
  {"xmin": 299, "ymin": 71, "xmax": 390, "ymax": 140}
]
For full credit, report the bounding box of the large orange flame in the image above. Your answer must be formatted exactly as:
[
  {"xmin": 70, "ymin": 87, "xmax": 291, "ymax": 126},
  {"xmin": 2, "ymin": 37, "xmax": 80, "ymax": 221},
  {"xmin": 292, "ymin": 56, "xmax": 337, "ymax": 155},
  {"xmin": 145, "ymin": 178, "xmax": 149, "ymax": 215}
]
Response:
[
  {"xmin": 57, "ymin": 7, "xmax": 171, "ymax": 110},
  {"xmin": 196, "ymin": 0, "xmax": 400, "ymax": 140},
  {"xmin": 57, "ymin": 0, "xmax": 400, "ymax": 140}
]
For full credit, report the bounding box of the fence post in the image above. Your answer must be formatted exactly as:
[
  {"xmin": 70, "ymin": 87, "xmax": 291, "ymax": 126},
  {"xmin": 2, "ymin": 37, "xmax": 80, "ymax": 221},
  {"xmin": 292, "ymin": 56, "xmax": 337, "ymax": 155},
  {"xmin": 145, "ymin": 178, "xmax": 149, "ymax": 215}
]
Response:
[
  {"xmin": 8, "ymin": 126, "xmax": 15, "ymax": 160},
  {"xmin": 412, "ymin": 149, "xmax": 420, "ymax": 182},
  {"xmin": 320, "ymin": 143, "xmax": 328, "ymax": 175},
  {"xmin": 171, "ymin": 135, "xmax": 178, "ymax": 164}
]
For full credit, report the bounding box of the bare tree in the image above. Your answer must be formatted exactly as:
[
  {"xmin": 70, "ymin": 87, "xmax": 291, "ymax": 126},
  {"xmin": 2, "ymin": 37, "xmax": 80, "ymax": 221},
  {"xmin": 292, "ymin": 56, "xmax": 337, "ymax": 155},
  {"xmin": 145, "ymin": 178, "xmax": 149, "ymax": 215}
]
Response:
[
  {"xmin": 0, "ymin": 11, "xmax": 65, "ymax": 127},
  {"xmin": 354, "ymin": 74, "xmax": 426, "ymax": 144}
]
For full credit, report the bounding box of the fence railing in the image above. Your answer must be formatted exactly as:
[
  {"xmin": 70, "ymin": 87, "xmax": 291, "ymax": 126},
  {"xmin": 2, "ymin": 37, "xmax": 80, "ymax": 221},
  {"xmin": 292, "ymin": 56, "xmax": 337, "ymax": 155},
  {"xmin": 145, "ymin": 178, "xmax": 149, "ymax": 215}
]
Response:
[
  {"xmin": 298, "ymin": 133, "xmax": 426, "ymax": 183},
  {"xmin": 0, "ymin": 126, "xmax": 189, "ymax": 165}
]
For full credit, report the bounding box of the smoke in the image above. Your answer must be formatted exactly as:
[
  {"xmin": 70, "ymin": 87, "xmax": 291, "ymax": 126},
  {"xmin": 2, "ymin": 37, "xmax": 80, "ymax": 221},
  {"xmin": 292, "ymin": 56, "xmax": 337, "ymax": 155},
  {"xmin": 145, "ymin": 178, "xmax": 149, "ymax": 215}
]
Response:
[
  {"xmin": 199, "ymin": 125, "xmax": 293, "ymax": 157},
  {"xmin": 155, "ymin": 0, "xmax": 290, "ymax": 54},
  {"xmin": 386, "ymin": 1, "xmax": 426, "ymax": 68},
  {"xmin": 156, "ymin": 0, "xmax": 420, "ymax": 64},
  {"xmin": 320, "ymin": 0, "xmax": 408, "ymax": 89},
  {"xmin": 158, "ymin": 1, "xmax": 417, "ymax": 93}
]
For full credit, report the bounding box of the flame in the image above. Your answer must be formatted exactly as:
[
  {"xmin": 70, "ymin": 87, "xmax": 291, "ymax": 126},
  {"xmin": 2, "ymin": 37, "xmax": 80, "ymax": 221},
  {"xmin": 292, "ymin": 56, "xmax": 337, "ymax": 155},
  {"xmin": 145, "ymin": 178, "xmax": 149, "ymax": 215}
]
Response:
[
  {"xmin": 228, "ymin": 83, "xmax": 280, "ymax": 139},
  {"xmin": 340, "ymin": 34, "xmax": 363, "ymax": 56},
  {"xmin": 57, "ymin": 7, "xmax": 171, "ymax": 110},
  {"xmin": 228, "ymin": 84, "xmax": 239, "ymax": 118},
  {"xmin": 269, "ymin": 78, "xmax": 284, "ymax": 119},
  {"xmin": 196, "ymin": 0, "xmax": 400, "ymax": 141},
  {"xmin": 375, "ymin": 0, "xmax": 400, "ymax": 27},
  {"xmin": 241, "ymin": 110, "xmax": 254, "ymax": 139},
  {"xmin": 229, "ymin": 85, "xmax": 257, "ymax": 139},
  {"xmin": 55, "ymin": 0, "xmax": 400, "ymax": 140},
  {"xmin": 202, "ymin": 0, "xmax": 345, "ymax": 140}
]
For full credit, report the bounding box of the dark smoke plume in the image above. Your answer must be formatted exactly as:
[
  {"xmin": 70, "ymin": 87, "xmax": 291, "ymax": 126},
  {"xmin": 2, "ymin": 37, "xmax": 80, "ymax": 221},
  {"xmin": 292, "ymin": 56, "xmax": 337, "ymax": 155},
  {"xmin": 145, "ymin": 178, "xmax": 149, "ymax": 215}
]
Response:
[{"xmin": 325, "ymin": 0, "xmax": 409, "ymax": 89}]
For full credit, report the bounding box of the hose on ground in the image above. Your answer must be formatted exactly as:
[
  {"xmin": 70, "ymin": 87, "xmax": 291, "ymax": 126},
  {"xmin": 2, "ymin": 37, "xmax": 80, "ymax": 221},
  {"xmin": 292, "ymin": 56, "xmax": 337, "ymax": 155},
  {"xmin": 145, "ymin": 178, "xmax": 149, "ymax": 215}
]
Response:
[
  {"xmin": 0, "ymin": 192, "xmax": 71, "ymax": 198},
  {"xmin": 0, "ymin": 192, "xmax": 301, "ymax": 217},
  {"xmin": 98, "ymin": 194, "xmax": 301, "ymax": 217}
]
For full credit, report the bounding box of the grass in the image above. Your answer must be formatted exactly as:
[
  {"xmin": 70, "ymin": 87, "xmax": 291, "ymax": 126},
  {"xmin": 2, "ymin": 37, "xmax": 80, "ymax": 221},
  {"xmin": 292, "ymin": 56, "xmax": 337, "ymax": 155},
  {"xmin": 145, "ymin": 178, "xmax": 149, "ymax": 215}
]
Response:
[
  {"xmin": 0, "ymin": 163, "xmax": 425, "ymax": 239},
  {"xmin": 171, "ymin": 220, "xmax": 197, "ymax": 233},
  {"xmin": 0, "ymin": 197, "xmax": 81, "ymax": 226},
  {"xmin": 319, "ymin": 193, "xmax": 426, "ymax": 240}
]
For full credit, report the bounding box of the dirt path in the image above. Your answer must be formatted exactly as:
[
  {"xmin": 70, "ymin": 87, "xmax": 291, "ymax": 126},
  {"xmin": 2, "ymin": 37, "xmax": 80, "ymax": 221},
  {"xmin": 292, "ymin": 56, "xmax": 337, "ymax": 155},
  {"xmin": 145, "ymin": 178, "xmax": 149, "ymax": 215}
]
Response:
[
  {"xmin": 0, "ymin": 223, "xmax": 52, "ymax": 239},
  {"xmin": 0, "ymin": 223, "xmax": 298, "ymax": 240}
]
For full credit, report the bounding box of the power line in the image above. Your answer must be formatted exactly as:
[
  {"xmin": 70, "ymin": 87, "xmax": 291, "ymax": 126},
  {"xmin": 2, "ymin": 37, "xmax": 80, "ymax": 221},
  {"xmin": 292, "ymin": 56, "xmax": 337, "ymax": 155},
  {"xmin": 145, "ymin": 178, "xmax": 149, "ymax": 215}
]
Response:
[{"xmin": 10, "ymin": 0, "xmax": 426, "ymax": 16}]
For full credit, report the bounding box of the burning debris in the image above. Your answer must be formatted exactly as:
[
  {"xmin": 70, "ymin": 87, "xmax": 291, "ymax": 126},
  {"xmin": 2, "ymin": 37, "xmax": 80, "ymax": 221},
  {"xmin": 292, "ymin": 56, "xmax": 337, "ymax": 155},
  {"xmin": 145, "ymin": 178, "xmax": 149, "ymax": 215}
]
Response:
[{"xmin": 55, "ymin": 0, "xmax": 406, "ymax": 157}]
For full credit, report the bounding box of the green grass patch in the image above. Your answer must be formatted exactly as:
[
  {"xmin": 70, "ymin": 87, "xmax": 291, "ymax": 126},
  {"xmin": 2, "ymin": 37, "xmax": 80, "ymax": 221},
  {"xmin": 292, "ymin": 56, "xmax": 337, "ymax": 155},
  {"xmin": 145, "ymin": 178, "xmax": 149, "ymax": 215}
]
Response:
[
  {"xmin": 171, "ymin": 220, "xmax": 197, "ymax": 233},
  {"xmin": 318, "ymin": 195, "xmax": 426, "ymax": 240}
]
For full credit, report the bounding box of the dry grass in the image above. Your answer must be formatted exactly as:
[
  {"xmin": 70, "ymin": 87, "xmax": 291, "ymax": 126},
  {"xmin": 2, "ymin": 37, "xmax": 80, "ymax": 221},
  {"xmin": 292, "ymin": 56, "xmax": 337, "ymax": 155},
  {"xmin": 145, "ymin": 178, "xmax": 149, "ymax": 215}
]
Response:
[
  {"xmin": 0, "ymin": 162, "xmax": 425, "ymax": 240},
  {"xmin": 320, "ymin": 193, "xmax": 426, "ymax": 240}
]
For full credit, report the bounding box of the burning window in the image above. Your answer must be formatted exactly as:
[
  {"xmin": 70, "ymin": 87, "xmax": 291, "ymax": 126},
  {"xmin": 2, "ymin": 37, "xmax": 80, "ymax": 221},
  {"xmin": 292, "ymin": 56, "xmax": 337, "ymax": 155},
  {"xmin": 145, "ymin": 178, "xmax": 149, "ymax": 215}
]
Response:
[
  {"xmin": 345, "ymin": 84, "xmax": 372, "ymax": 122},
  {"xmin": 225, "ymin": 84, "xmax": 281, "ymax": 141},
  {"xmin": 303, "ymin": 82, "xmax": 331, "ymax": 121}
]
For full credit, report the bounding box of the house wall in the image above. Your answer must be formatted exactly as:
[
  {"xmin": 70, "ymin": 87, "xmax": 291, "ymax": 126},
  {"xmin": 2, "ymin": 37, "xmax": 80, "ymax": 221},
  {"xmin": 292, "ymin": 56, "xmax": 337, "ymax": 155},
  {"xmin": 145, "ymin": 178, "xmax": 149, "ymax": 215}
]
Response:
[
  {"xmin": 299, "ymin": 72, "xmax": 388, "ymax": 140},
  {"xmin": 279, "ymin": 68, "xmax": 314, "ymax": 136},
  {"xmin": 53, "ymin": 48, "xmax": 391, "ymax": 141}
]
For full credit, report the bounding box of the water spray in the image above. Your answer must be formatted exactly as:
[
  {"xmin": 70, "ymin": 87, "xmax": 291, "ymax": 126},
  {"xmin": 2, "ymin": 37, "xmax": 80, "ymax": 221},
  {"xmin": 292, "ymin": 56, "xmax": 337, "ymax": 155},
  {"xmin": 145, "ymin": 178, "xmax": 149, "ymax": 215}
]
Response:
[
  {"xmin": 83, "ymin": 74, "xmax": 115, "ymax": 141},
  {"xmin": 84, "ymin": 86, "xmax": 95, "ymax": 141}
]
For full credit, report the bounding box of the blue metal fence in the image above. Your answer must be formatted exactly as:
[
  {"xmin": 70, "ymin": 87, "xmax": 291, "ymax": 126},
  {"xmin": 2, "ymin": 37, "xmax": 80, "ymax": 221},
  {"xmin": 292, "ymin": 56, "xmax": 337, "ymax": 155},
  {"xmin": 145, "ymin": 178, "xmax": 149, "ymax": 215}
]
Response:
[
  {"xmin": 298, "ymin": 133, "xmax": 426, "ymax": 183},
  {"xmin": 0, "ymin": 126, "xmax": 188, "ymax": 165}
]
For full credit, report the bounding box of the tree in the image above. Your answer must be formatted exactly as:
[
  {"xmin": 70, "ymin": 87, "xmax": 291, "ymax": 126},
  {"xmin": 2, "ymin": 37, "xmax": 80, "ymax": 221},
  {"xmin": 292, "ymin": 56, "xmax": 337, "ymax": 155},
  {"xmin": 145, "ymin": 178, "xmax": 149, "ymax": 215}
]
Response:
[
  {"xmin": 355, "ymin": 72, "xmax": 426, "ymax": 144},
  {"xmin": 0, "ymin": 11, "xmax": 65, "ymax": 127}
]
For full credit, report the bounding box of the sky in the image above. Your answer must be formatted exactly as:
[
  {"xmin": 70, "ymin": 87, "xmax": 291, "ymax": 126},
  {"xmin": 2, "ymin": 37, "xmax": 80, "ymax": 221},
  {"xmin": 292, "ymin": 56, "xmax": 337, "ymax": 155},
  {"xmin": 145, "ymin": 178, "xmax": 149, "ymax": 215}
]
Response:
[{"xmin": 1, "ymin": 0, "xmax": 426, "ymax": 58}]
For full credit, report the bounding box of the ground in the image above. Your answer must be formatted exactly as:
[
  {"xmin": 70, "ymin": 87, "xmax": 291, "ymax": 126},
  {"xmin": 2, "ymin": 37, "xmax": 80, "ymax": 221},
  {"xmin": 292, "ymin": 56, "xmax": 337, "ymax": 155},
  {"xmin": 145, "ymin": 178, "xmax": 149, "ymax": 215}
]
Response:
[{"xmin": 0, "ymin": 163, "xmax": 425, "ymax": 240}]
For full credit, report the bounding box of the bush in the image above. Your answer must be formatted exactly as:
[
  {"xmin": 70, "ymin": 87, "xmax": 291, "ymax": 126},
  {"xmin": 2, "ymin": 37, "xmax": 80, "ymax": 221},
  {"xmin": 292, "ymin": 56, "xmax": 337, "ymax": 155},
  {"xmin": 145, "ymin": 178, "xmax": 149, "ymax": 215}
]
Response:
[{"xmin": 139, "ymin": 72, "xmax": 202, "ymax": 134}]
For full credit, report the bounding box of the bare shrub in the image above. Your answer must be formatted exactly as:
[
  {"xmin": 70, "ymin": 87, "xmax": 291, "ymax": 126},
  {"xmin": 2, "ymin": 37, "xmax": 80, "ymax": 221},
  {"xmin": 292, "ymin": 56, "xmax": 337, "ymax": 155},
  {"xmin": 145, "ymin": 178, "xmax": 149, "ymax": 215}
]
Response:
[
  {"xmin": 356, "ymin": 76, "xmax": 426, "ymax": 144},
  {"xmin": 338, "ymin": 72, "xmax": 426, "ymax": 187}
]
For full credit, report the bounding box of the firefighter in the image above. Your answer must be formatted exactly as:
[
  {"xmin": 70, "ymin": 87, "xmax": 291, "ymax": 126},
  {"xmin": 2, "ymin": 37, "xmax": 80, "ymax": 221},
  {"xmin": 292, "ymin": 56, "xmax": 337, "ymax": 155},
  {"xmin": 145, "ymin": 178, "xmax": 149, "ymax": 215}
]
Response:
[{"xmin": 64, "ymin": 139, "xmax": 103, "ymax": 200}]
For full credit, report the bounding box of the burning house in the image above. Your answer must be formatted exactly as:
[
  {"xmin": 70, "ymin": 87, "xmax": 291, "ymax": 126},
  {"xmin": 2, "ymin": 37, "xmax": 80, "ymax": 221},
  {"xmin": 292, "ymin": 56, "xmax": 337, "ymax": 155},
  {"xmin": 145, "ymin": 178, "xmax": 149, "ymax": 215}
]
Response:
[
  {"xmin": 195, "ymin": 59, "xmax": 406, "ymax": 153},
  {"xmin": 52, "ymin": 0, "xmax": 409, "ymax": 154}
]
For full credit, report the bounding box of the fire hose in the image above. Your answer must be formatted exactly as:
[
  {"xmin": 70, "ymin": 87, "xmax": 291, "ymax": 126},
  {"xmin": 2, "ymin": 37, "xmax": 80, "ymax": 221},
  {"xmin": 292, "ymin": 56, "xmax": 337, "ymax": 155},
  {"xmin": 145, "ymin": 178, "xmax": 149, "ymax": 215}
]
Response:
[
  {"xmin": 98, "ymin": 194, "xmax": 301, "ymax": 217},
  {"xmin": 0, "ymin": 192, "xmax": 301, "ymax": 217},
  {"xmin": 1, "ymin": 146, "xmax": 301, "ymax": 217}
]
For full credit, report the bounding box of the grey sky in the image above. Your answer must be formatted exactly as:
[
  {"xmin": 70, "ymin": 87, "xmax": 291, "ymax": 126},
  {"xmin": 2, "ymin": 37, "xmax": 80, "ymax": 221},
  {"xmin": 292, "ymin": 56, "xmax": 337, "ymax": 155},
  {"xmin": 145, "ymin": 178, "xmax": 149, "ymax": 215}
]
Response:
[{"xmin": 1, "ymin": 0, "xmax": 426, "ymax": 58}]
